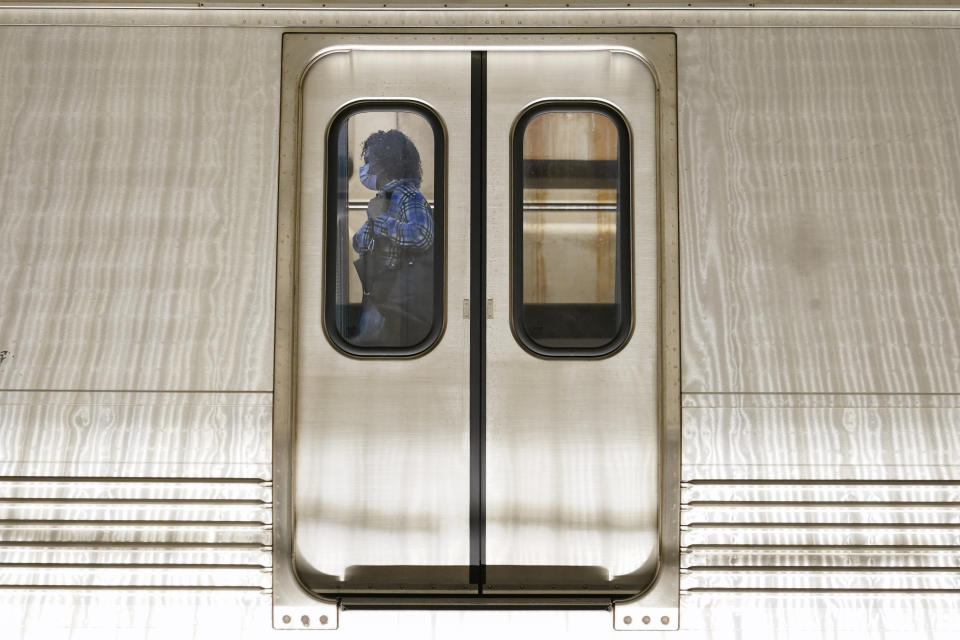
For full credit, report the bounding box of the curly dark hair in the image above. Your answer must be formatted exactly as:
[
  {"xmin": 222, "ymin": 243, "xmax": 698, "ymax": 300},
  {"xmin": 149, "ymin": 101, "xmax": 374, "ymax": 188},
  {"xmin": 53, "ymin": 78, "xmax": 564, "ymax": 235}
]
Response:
[{"xmin": 361, "ymin": 129, "xmax": 423, "ymax": 188}]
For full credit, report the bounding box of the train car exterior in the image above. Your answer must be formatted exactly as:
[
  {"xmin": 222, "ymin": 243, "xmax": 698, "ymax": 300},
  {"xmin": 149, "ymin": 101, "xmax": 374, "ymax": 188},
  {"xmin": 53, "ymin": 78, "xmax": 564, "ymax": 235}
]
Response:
[{"xmin": 1, "ymin": 2, "xmax": 960, "ymax": 638}]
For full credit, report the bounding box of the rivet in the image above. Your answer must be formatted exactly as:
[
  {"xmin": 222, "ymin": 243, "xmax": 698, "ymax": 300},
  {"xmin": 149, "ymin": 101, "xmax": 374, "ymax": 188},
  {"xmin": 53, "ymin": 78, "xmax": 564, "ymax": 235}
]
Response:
[
  {"xmin": 301, "ymin": 615, "xmax": 310, "ymax": 627},
  {"xmin": 319, "ymin": 615, "xmax": 329, "ymax": 625},
  {"xmin": 661, "ymin": 616, "xmax": 670, "ymax": 625},
  {"xmin": 623, "ymin": 616, "xmax": 632, "ymax": 625},
  {"xmin": 281, "ymin": 615, "xmax": 291, "ymax": 624},
  {"xmin": 642, "ymin": 615, "xmax": 651, "ymax": 625}
]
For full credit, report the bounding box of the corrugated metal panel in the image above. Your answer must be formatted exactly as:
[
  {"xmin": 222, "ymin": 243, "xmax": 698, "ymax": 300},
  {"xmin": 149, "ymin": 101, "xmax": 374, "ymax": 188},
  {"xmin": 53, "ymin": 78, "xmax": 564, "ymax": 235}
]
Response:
[
  {"xmin": 0, "ymin": 523, "xmax": 270, "ymax": 545},
  {"xmin": 681, "ymin": 481, "xmax": 960, "ymax": 593},
  {"xmin": 0, "ymin": 478, "xmax": 272, "ymax": 589}
]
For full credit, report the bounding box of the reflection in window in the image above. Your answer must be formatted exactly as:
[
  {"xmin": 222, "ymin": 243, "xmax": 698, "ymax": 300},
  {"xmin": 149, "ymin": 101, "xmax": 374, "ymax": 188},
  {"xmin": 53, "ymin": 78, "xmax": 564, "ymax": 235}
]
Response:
[
  {"xmin": 325, "ymin": 105, "xmax": 444, "ymax": 354},
  {"xmin": 513, "ymin": 105, "xmax": 632, "ymax": 355}
]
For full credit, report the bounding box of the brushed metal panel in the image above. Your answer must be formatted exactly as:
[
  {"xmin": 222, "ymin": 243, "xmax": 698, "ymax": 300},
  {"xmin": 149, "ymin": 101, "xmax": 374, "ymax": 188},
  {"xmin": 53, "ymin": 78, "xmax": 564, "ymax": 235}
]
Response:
[
  {"xmin": 4, "ymin": 6, "xmax": 960, "ymax": 29},
  {"xmin": 485, "ymin": 47, "xmax": 660, "ymax": 591},
  {"xmin": 2, "ymin": 588, "xmax": 952, "ymax": 640},
  {"xmin": 683, "ymin": 405, "xmax": 960, "ymax": 481},
  {"xmin": 683, "ymin": 569, "xmax": 960, "ymax": 591},
  {"xmin": 0, "ymin": 480, "xmax": 272, "ymax": 502},
  {"xmin": 679, "ymin": 28, "xmax": 960, "ymax": 394},
  {"xmin": 0, "ymin": 545, "xmax": 271, "ymax": 567},
  {"xmin": 683, "ymin": 504, "xmax": 960, "ymax": 526},
  {"xmin": 683, "ymin": 392, "xmax": 960, "ymax": 410},
  {"xmin": 681, "ymin": 593, "xmax": 960, "ymax": 637},
  {"xmin": 682, "ymin": 458, "xmax": 960, "ymax": 593},
  {"xmin": 684, "ymin": 548, "xmax": 960, "ymax": 569},
  {"xmin": 0, "ymin": 523, "xmax": 270, "ymax": 545},
  {"xmin": 18, "ymin": 1, "xmax": 960, "ymax": 8},
  {"xmin": 682, "ymin": 525, "xmax": 960, "ymax": 548},
  {"xmin": 0, "ymin": 566, "xmax": 272, "ymax": 588},
  {"xmin": 292, "ymin": 46, "xmax": 473, "ymax": 590},
  {"xmin": 683, "ymin": 482, "xmax": 960, "ymax": 503},
  {"xmin": 0, "ymin": 501, "xmax": 271, "ymax": 523},
  {"xmin": 1, "ymin": 590, "xmax": 274, "ymax": 640},
  {"xmin": 0, "ymin": 392, "xmax": 271, "ymax": 478},
  {"xmin": 0, "ymin": 26, "xmax": 279, "ymax": 392}
]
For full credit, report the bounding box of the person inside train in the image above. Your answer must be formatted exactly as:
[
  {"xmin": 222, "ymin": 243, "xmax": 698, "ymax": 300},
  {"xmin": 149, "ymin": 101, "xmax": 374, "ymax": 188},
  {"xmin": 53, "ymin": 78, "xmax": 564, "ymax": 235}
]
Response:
[{"xmin": 351, "ymin": 129, "xmax": 435, "ymax": 347}]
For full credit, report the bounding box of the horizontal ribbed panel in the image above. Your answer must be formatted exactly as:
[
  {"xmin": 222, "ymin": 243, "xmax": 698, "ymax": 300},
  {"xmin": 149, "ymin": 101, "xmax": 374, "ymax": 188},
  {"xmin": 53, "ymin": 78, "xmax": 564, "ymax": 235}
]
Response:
[
  {"xmin": 682, "ymin": 569, "xmax": 960, "ymax": 591},
  {"xmin": 683, "ymin": 482, "xmax": 960, "ymax": 503},
  {"xmin": 0, "ymin": 480, "xmax": 272, "ymax": 502},
  {"xmin": 0, "ymin": 566, "xmax": 271, "ymax": 588},
  {"xmin": 0, "ymin": 523, "xmax": 270, "ymax": 545},
  {"xmin": 682, "ymin": 525, "xmax": 960, "ymax": 547},
  {"xmin": 0, "ymin": 502, "xmax": 271, "ymax": 523},
  {"xmin": 683, "ymin": 505, "xmax": 960, "ymax": 525},
  {"xmin": 684, "ymin": 547, "xmax": 960, "ymax": 569},
  {"xmin": 682, "ymin": 481, "xmax": 960, "ymax": 593},
  {"xmin": 0, "ymin": 478, "xmax": 271, "ymax": 589},
  {"xmin": 0, "ymin": 545, "xmax": 271, "ymax": 566}
]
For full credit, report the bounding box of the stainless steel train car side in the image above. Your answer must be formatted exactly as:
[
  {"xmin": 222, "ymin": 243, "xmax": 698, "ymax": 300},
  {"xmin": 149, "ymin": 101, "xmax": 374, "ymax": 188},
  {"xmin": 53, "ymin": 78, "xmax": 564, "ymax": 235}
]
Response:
[{"xmin": 2, "ymin": 2, "xmax": 960, "ymax": 639}]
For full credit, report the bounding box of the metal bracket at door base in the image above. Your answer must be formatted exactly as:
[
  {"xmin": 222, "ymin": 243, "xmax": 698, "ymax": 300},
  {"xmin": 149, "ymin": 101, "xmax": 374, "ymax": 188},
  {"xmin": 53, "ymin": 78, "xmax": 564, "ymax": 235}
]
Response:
[
  {"xmin": 273, "ymin": 593, "xmax": 339, "ymax": 631},
  {"xmin": 613, "ymin": 604, "xmax": 679, "ymax": 631}
]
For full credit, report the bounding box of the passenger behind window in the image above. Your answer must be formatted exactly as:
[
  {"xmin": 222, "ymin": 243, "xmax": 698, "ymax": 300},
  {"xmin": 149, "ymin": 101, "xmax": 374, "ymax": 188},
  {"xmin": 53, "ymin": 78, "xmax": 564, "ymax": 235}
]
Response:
[{"xmin": 351, "ymin": 129, "xmax": 435, "ymax": 347}]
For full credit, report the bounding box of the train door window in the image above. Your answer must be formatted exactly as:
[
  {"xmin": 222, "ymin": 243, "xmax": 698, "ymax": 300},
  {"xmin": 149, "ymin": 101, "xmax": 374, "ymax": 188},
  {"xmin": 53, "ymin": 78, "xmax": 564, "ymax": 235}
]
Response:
[
  {"xmin": 324, "ymin": 103, "xmax": 445, "ymax": 355},
  {"xmin": 512, "ymin": 103, "xmax": 632, "ymax": 356}
]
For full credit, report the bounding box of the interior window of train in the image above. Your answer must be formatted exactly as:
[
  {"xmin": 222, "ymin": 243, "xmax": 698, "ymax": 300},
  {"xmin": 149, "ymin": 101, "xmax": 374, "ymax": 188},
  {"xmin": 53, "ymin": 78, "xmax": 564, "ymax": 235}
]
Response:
[
  {"xmin": 512, "ymin": 103, "xmax": 632, "ymax": 356},
  {"xmin": 324, "ymin": 104, "xmax": 445, "ymax": 356}
]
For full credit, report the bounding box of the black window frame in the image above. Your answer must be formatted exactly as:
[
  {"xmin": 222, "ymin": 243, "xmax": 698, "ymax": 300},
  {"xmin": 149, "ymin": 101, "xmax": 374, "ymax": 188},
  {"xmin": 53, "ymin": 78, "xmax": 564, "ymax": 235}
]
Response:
[
  {"xmin": 322, "ymin": 100, "xmax": 446, "ymax": 358},
  {"xmin": 510, "ymin": 101, "xmax": 633, "ymax": 358}
]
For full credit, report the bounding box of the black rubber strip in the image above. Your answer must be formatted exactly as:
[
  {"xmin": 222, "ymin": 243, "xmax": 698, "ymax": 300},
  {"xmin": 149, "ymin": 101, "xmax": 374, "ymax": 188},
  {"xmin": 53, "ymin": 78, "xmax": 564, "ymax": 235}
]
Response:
[{"xmin": 469, "ymin": 50, "xmax": 487, "ymax": 592}]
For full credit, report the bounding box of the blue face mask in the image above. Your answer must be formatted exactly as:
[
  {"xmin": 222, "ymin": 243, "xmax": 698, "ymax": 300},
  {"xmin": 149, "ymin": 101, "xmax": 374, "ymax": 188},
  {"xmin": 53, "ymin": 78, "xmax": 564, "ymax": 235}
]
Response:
[{"xmin": 358, "ymin": 163, "xmax": 378, "ymax": 191}]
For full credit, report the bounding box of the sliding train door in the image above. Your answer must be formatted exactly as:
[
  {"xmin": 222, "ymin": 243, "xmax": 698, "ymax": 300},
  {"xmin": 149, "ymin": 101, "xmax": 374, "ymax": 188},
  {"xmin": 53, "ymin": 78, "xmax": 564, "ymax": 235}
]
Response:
[
  {"xmin": 293, "ymin": 48, "xmax": 474, "ymax": 594},
  {"xmin": 279, "ymin": 37, "xmax": 672, "ymax": 606},
  {"xmin": 484, "ymin": 49, "xmax": 660, "ymax": 593}
]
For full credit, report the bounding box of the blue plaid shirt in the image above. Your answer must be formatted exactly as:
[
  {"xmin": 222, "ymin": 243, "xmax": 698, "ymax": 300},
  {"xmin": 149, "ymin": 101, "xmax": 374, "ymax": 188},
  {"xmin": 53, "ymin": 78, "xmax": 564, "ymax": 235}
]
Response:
[{"xmin": 352, "ymin": 178, "xmax": 434, "ymax": 269}]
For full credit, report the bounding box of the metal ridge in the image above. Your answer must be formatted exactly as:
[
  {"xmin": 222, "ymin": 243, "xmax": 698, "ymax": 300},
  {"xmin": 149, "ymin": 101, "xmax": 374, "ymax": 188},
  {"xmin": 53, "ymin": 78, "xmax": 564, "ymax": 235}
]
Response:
[{"xmin": 3, "ymin": 6, "xmax": 960, "ymax": 28}]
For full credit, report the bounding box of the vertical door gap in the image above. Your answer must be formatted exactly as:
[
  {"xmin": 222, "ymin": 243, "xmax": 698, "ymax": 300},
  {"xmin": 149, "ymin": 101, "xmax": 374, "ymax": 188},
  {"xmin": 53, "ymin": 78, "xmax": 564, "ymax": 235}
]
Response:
[{"xmin": 469, "ymin": 50, "xmax": 487, "ymax": 593}]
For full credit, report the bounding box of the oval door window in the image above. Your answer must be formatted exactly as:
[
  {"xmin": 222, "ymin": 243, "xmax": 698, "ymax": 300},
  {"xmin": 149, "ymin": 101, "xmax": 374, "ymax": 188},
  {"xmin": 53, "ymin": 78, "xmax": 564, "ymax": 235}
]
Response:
[
  {"xmin": 512, "ymin": 103, "xmax": 632, "ymax": 357},
  {"xmin": 324, "ymin": 103, "xmax": 445, "ymax": 356}
]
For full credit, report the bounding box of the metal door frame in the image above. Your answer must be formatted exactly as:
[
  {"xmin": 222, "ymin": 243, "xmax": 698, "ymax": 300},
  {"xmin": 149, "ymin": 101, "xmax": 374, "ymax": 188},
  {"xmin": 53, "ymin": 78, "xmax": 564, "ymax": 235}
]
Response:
[{"xmin": 274, "ymin": 32, "xmax": 679, "ymax": 630}]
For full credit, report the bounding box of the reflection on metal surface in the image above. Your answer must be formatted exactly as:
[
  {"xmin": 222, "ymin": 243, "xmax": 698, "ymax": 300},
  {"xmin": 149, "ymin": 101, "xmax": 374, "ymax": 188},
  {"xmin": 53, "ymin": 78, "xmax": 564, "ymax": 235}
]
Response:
[
  {"xmin": 0, "ymin": 27, "xmax": 279, "ymax": 393},
  {"xmin": 292, "ymin": 44, "xmax": 472, "ymax": 595},
  {"xmin": 683, "ymin": 403, "xmax": 960, "ymax": 481},
  {"xmin": 278, "ymin": 35, "xmax": 681, "ymax": 613},
  {"xmin": 486, "ymin": 47, "xmax": 660, "ymax": 595},
  {"xmin": 0, "ymin": 392, "xmax": 273, "ymax": 479},
  {"xmin": 680, "ymin": 28, "xmax": 960, "ymax": 396}
]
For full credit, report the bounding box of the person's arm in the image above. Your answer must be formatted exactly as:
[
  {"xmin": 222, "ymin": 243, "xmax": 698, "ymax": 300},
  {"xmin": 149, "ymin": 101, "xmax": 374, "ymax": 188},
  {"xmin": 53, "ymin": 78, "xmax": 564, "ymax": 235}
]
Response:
[
  {"xmin": 371, "ymin": 192, "xmax": 434, "ymax": 251},
  {"xmin": 352, "ymin": 219, "xmax": 375, "ymax": 254}
]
